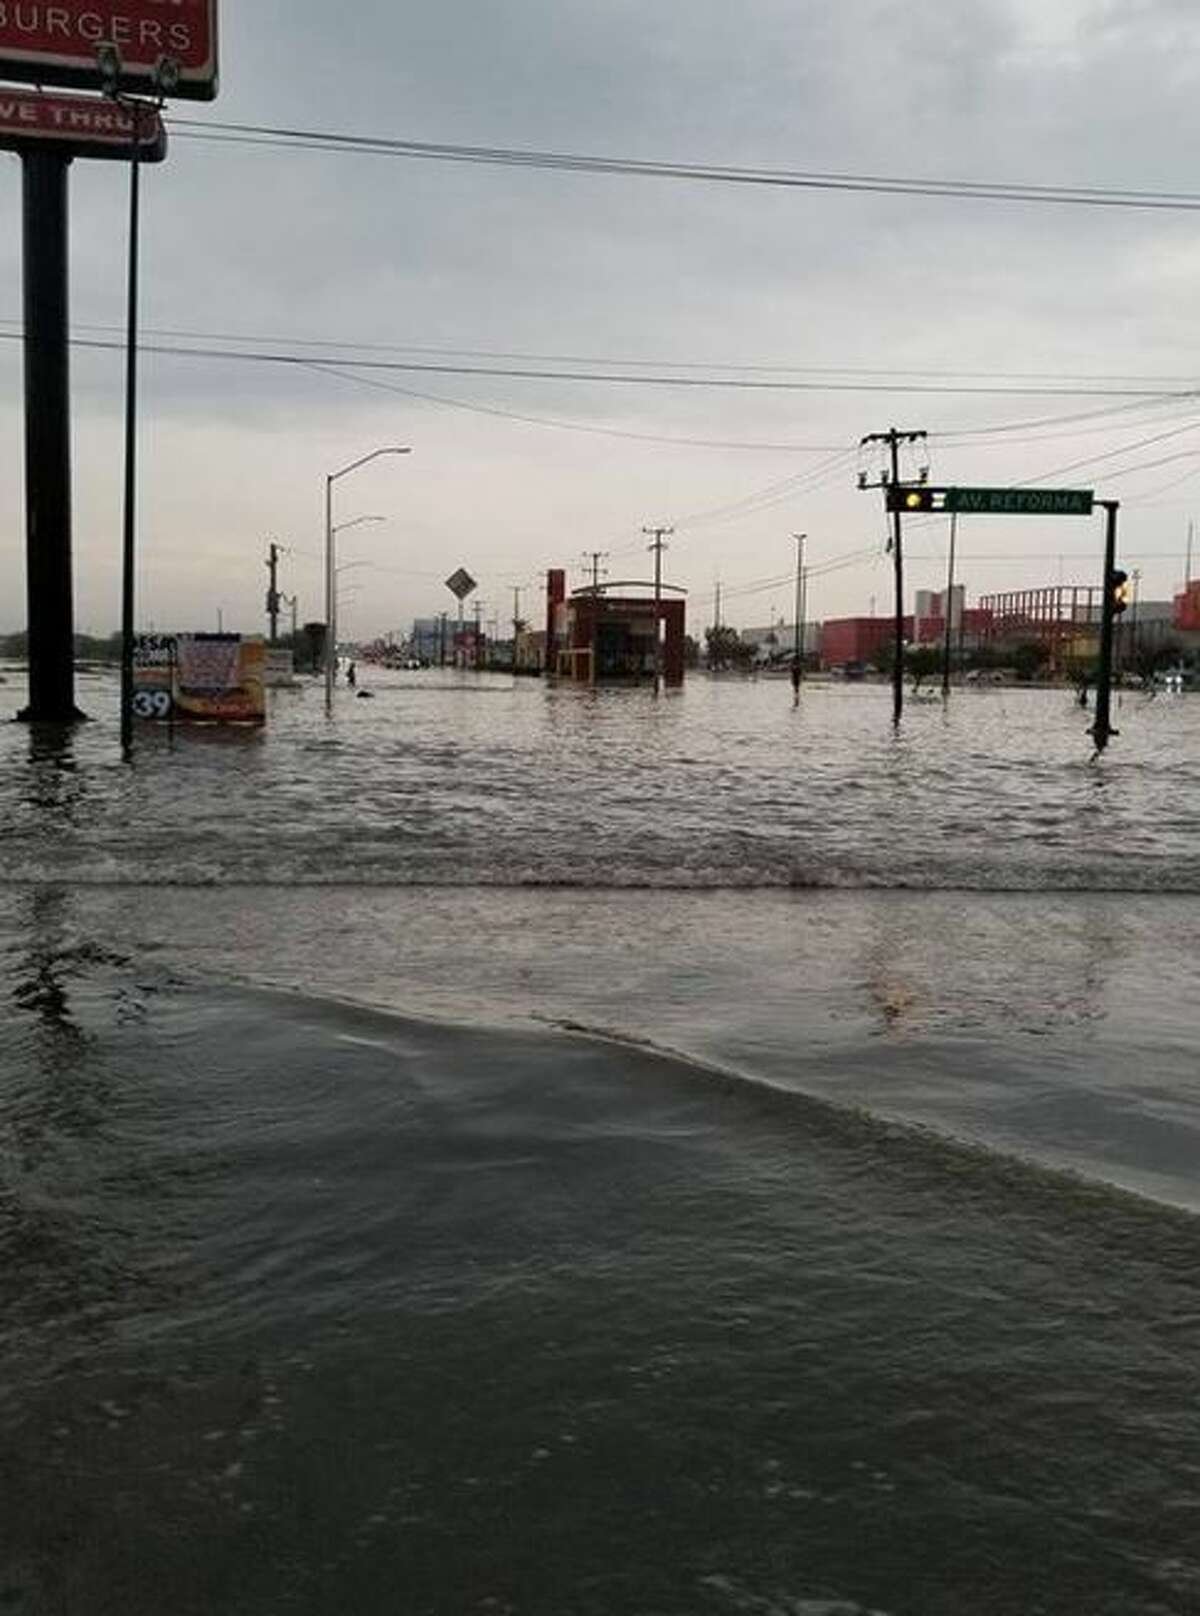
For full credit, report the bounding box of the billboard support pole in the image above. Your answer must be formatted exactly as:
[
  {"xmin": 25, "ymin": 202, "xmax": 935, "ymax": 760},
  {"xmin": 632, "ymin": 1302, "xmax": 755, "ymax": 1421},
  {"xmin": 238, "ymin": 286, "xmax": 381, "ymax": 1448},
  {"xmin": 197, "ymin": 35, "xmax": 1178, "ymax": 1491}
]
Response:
[
  {"xmin": 18, "ymin": 149, "xmax": 83, "ymax": 726},
  {"xmin": 119, "ymin": 101, "xmax": 144, "ymax": 759}
]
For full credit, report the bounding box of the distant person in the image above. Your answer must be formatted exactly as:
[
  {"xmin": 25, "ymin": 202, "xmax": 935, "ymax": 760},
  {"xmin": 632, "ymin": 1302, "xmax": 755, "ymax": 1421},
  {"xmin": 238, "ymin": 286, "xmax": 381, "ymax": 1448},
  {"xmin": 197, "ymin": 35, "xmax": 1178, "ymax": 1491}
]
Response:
[{"xmin": 347, "ymin": 662, "xmax": 357, "ymax": 688}]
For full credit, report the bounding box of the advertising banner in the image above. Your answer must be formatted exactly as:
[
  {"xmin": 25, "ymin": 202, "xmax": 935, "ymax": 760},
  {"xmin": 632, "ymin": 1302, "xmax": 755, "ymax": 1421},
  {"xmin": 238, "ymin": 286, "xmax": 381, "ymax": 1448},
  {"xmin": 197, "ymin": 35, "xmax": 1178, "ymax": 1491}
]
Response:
[
  {"xmin": 0, "ymin": 1, "xmax": 219, "ymax": 101},
  {"xmin": 131, "ymin": 633, "xmax": 266, "ymax": 724},
  {"xmin": 132, "ymin": 632, "xmax": 175, "ymax": 719},
  {"xmin": 0, "ymin": 87, "xmax": 167, "ymax": 160},
  {"xmin": 174, "ymin": 634, "xmax": 265, "ymax": 722}
]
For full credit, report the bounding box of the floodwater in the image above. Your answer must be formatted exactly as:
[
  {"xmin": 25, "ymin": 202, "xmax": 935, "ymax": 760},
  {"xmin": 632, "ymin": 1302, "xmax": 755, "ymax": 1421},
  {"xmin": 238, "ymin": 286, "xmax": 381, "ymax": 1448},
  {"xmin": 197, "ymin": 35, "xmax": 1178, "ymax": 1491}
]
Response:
[{"xmin": 2, "ymin": 665, "xmax": 1199, "ymax": 1615}]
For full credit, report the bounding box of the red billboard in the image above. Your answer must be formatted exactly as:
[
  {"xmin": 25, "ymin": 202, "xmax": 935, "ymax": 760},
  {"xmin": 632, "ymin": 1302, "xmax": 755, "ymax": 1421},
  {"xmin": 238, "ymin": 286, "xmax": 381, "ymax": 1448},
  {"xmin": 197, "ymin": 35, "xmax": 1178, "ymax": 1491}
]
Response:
[
  {"xmin": 0, "ymin": 2, "xmax": 218, "ymax": 101},
  {"xmin": 0, "ymin": 87, "xmax": 166, "ymax": 160}
]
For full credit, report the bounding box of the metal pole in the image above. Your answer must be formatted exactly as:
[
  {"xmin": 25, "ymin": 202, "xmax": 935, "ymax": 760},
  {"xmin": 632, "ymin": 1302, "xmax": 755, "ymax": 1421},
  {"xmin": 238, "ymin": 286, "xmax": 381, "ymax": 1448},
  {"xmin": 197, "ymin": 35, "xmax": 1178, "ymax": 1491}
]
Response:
[
  {"xmin": 643, "ymin": 526, "xmax": 672, "ymax": 694},
  {"xmin": 941, "ymin": 513, "xmax": 957, "ymax": 699},
  {"xmin": 889, "ymin": 434, "xmax": 905, "ymax": 727},
  {"xmin": 1092, "ymin": 500, "xmax": 1120, "ymax": 754},
  {"xmin": 799, "ymin": 567, "xmax": 808, "ymax": 666},
  {"xmin": 654, "ymin": 539, "xmax": 663, "ymax": 695},
  {"xmin": 119, "ymin": 112, "xmax": 144, "ymax": 757},
  {"xmin": 791, "ymin": 532, "xmax": 804, "ymax": 702},
  {"xmin": 19, "ymin": 151, "xmax": 81, "ymax": 726},
  {"xmin": 324, "ymin": 475, "xmax": 335, "ymax": 712}
]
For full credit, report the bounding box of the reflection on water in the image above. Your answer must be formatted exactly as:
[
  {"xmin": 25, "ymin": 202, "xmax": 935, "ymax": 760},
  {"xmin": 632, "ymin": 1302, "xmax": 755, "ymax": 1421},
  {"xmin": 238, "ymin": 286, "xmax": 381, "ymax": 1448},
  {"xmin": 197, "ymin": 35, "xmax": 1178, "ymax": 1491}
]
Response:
[{"xmin": 22, "ymin": 723, "xmax": 86, "ymax": 823}]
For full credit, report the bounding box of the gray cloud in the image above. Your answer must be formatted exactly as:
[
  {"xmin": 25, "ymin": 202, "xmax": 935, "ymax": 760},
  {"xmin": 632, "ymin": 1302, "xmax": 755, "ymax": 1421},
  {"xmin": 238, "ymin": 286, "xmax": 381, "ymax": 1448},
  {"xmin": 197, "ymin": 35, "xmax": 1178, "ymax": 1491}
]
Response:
[{"xmin": 4, "ymin": 1, "xmax": 1200, "ymax": 638}]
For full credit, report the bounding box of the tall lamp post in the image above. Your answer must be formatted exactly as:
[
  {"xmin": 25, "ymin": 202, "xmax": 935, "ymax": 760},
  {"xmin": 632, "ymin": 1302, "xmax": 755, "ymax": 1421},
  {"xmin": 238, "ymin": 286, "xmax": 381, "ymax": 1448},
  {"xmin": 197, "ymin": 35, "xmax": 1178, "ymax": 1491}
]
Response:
[
  {"xmin": 325, "ymin": 450, "xmax": 410, "ymax": 712},
  {"xmin": 791, "ymin": 532, "xmax": 806, "ymax": 703}
]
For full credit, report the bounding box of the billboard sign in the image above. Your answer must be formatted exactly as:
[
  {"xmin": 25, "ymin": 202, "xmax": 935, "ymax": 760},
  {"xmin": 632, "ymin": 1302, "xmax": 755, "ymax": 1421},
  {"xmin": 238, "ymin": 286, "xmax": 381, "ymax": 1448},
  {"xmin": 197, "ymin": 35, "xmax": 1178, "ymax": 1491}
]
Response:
[
  {"xmin": 0, "ymin": 2, "xmax": 219, "ymax": 101},
  {"xmin": 0, "ymin": 87, "xmax": 166, "ymax": 160},
  {"xmin": 132, "ymin": 632, "xmax": 175, "ymax": 719},
  {"xmin": 175, "ymin": 634, "xmax": 265, "ymax": 722},
  {"xmin": 132, "ymin": 633, "xmax": 266, "ymax": 724}
]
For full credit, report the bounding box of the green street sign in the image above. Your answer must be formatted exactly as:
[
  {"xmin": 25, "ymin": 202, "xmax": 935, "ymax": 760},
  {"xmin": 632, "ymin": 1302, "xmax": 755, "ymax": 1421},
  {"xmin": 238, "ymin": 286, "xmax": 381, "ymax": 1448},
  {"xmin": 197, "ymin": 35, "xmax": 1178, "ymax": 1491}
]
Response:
[{"xmin": 943, "ymin": 487, "xmax": 1094, "ymax": 517}]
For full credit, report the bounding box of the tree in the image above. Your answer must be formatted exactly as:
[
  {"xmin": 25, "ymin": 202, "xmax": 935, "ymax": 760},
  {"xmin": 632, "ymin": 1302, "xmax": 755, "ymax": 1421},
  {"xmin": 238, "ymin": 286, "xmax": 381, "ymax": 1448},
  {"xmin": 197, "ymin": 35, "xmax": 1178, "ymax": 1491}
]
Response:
[
  {"xmin": 705, "ymin": 625, "xmax": 755, "ymax": 671},
  {"xmin": 682, "ymin": 634, "xmax": 701, "ymax": 670},
  {"xmin": 905, "ymin": 646, "xmax": 942, "ymax": 691},
  {"xmin": 1011, "ymin": 640, "xmax": 1050, "ymax": 682},
  {"xmin": 1133, "ymin": 638, "xmax": 1182, "ymax": 686},
  {"xmin": 870, "ymin": 636, "xmax": 899, "ymax": 674}
]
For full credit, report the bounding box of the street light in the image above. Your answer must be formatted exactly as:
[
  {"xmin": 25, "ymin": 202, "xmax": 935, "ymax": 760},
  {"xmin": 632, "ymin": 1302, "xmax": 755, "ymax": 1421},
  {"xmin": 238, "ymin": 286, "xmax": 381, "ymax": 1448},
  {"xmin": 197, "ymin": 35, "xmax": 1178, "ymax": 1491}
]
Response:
[
  {"xmin": 325, "ymin": 449, "xmax": 410, "ymax": 712},
  {"xmin": 791, "ymin": 533, "xmax": 806, "ymax": 702},
  {"xmin": 330, "ymin": 521, "xmax": 385, "ymax": 656}
]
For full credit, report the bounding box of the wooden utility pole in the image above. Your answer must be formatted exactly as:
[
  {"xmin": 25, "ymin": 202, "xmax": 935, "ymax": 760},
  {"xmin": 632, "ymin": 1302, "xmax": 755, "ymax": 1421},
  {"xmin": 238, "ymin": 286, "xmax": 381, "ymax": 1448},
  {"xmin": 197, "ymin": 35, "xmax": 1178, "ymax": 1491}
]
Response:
[
  {"xmin": 266, "ymin": 541, "xmax": 282, "ymax": 645},
  {"xmin": 860, "ymin": 428, "xmax": 928, "ymax": 726},
  {"xmin": 511, "ymin": 585, "xmax": 523, "ymax": 671},
  {"xmin": 582, "ymin": 550, "xmax": 608, "ymax": 595},
  {"xmin": 643, "ymin": 526, "xmax": 673, "ymax": 694}
]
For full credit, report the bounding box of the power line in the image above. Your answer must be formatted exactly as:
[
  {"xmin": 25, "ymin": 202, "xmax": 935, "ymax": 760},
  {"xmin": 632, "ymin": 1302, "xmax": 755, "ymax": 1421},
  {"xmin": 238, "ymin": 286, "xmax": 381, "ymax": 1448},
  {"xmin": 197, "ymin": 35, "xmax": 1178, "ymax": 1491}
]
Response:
[
  {"xmin": 300, "ymin": 355, "xmax": 844, "ymax": 453},
  {"xmin": 167, "ymin": 117, "xmax": 1200, "ymax": 215},
  {"xmin": 5, "ymin": 316, "xmax": 1198, "ymax": 390},
  {"xmin": 2, "ymin": 330, "xmax": 1182, "ymax": 398}
]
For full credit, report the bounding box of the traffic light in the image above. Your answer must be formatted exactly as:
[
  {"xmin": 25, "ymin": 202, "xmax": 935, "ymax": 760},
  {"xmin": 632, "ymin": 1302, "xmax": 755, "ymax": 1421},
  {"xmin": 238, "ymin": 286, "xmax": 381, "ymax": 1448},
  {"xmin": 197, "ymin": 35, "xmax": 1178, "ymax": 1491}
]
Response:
[
  {"xmin": 1108, "ymin": 568, "xmax": 1130, "ymax": 615},
  {"xmin": 887, "ymin": 485, "xmax": 935, "ymax": 513}
]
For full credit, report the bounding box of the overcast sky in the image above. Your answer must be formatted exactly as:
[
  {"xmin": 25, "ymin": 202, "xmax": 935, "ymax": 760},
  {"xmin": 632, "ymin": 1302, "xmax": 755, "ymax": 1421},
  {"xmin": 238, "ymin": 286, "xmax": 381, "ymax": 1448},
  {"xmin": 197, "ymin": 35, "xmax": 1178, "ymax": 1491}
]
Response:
[{"xmin": 5, "ymin": 0, "xmax": 1200, "ymax": 639}]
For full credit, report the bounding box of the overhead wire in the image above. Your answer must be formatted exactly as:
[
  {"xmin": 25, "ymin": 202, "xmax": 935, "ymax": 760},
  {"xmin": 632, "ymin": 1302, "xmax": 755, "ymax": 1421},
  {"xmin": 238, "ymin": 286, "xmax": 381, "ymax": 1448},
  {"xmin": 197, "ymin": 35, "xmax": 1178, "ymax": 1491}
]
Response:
[
  {"xmin": 167, "ymin": 118, "xmax": 1200, "ymax": 215},
  {"xmin": 1, "ymin": 330, "xmax": 1181, "ymax": 398}
]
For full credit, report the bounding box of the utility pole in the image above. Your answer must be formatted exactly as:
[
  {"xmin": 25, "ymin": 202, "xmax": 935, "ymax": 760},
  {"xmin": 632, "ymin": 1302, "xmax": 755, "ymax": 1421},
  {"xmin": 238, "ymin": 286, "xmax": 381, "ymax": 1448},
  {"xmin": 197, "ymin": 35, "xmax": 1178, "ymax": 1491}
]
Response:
[
  {"xmin": 1186, "ymin": 519, "xmax": 1194, "ymax": 592},
  {"xmin": 643, "ymin": 526, "xmax": 673, "ymax": 695},
  {"xmin": 860, "ymin": 427, "xmax": 929, "ymax": 727},
  {"xmin": 474, "ymin": 599, "xmax": 486, "ymax": 670},
  {"xmin": 438, "ymin": 611, "xmax": 448, "ymax": 668},
  {"xmin": 512, "ymin": 585, "xmax": 523, "ymax": 671},
  {"xmin": 714, "ymin": 578, "xmax": 722, "ymax": 632},
  {"xmin": 791, "ymin": 532, "xmax": 805, "ymax": 703},
  {"xmin": 582, "ymin": 550, "xmax": 608, "ymax": 595},
  {"xmin": 266, "ymin": 541, "xmax": 282, "ymax": 645},
  {"xmin": 1092, "ymin": 500, "xmax": 1122, "ymax": 754},
  {"xmin": 941, "ymin": 513, "xmax": 957, "ymax": 699}
]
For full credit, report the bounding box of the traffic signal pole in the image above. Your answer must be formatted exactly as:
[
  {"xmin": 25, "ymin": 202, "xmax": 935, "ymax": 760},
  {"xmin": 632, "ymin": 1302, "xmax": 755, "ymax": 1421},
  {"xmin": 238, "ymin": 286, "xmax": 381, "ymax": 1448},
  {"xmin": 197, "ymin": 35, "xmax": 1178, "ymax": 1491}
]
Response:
[
  {"xmin": 1091, "ymin": 500, "xmax": 1121, "ymax": 755},
  {"xmin": 860, "ymin": 428, "xmax": 927, "ymax": 727}
]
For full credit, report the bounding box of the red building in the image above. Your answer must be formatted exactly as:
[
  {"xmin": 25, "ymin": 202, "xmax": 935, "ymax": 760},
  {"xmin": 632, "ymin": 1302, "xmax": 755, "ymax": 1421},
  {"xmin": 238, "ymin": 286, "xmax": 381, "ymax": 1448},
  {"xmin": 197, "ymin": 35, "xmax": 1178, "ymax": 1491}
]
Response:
[
  {"xmin": 821, "ymin": 615, "xmax": 912, "ymax": 669},
  {"xmin": 914, "ymin": 608, "xmax": 994, "ymax": 646},
  {"xmin": 546, "ymin": 574, "xmax": 687, "ymax": 686},
  {"xmin": 1175, "ymin": 581, "xmax": 1200, "ymax": 631}
]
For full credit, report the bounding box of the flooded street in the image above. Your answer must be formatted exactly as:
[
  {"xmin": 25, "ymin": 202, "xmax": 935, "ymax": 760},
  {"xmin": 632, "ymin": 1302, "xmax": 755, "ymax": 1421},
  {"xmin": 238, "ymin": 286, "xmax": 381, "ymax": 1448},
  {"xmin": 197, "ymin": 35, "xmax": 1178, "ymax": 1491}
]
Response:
[{"xmin": 3, "ymin": 669, "xmax": 1200, "ymax": 1614}]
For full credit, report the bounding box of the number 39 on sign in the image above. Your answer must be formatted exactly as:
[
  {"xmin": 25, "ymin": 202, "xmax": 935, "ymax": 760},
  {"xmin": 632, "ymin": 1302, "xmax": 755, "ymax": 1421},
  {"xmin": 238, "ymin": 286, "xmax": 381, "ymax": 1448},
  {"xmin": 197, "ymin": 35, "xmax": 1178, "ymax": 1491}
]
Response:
[{"xmin": 131, "ymin": 689, "xmax": 173, "ymax": 720}]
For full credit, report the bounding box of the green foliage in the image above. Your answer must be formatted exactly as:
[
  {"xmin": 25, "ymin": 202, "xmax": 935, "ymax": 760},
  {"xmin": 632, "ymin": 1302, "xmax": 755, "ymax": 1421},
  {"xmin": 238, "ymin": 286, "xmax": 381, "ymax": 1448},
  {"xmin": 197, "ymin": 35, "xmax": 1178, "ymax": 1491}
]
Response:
[
  {"xmin": 905, "ymin": 646, "xmax": 942, "ymax": 690},
  {"xmin": 870, "ymin": 637, "xmax": 899, "ymax": 673},
  {"xmin": 705, "ymin": 625, "xmax": 755, "ymax": 671},
  {"xmin": 1011, "ymin": 641, "xmax": 1050, "ymax": 682},
  {"xmin": 1133, "ymin": 639, "xmax": 1183, "ymax": 683}
]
